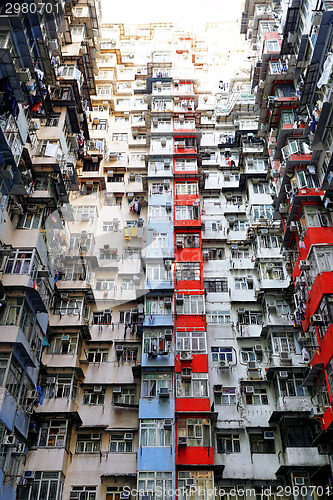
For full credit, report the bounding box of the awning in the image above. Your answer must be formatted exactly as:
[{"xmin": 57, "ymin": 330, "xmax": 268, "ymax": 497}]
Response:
[
  {"xmin": 312, "ymin": 102, "xmax": 333, "ymax": 151},
  {"xmin": 303, "ymin": 363, "xmax": 324, "ymax": 387}
]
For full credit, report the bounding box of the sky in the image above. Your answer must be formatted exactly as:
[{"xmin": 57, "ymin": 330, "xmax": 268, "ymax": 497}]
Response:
[{"xmin": 100, "ymin": 0, "xmax": 245, "ymax": 28}]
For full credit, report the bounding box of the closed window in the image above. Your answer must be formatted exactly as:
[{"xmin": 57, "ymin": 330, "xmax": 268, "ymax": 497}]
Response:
[
  {"xmin": 204, "ymin": 278, "xmax": 228, "ymax": 292},
  {"xmin": 211, "ymin": 347, "xmax": 233, "ymax": 363},
  {"xmin": 176, "ymin": 295, "xmax": 205, "ymax": 314},
  {"xmin": 110, "ymin": 433, "xmax": 133, "ymax": 453},
  {"xmin": 76, "ymin": 434, "xmax": 101, "ymax": 453},
  {"xmin": 214, "ymin": 387, "xmax": 236, "ymax": 405},
  {"xmin": 140, "ymin": 420, "xmax": 171, "ymax": 447},
  {"xmin": 142, "ymin": 373, "xmax": 172, "ymax": 397},
  {"xmin": 217, "ymin": 434, "xmax": 240, "ymax": 453},
  {"xmin": 176, "ymin": 373, "xmax": 208, "ymax": 398},
  {"xmin": 177, "ymin": 418, "xmax": 210, "ymax": 447},
  {"xmin": 249, "ymin": 433, "xmax": 275, "ymax": 453},
  {"xmin": 176, "ymin": 331, "xmax": 206, "ymax": 353},
  {"xmin": 38, "ymin": 420, "xmax": 67, "ymax": 448},
  {"xmin": 175, "ymin": 205, "xmax": 199, "ymax": 220},
  {"xmin": 206, "ymin": 311, "xmax": 230, "ymax": 324},
  {"xmin": 82, "ymin": 387, "xmax": 105, "ymax": 405},
  {"xmin": 246, "ymin": 387, "xmax": 268, "ymax": 405},
  {"xmin": 176, "ymin": 262, "xmax": 200, "ymax": 281}
]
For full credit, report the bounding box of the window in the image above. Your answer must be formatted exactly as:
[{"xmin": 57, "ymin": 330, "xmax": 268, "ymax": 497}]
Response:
[
  {"xmin": 266, "ymin": 40, "xmax": 280, "ymax": 52},
  {"xmin": 176, "ymin": 295, "xmax": 205, "ymax": 315},
  {"xmin": 76, "ymin": 434, "xmax": 101, "ymax": 453},
  {"xmin": 143, "ymin": 332, "xmax": 172, "ymax": 354},
  {"xmin": 121, "ymin": 279, "xmax": 136, "ymax": 291},
  {"xmin": 259, "ymin": 235, "xmax": 279, "ymax": 248},
  {"xmin": 138, "ymin": 472, "xmax": 173, "ymax": 500},
  {"xmin": 217, "ymin": 434, "xmax": 240, "ymax": 453},
  {"xmin": 151, "ymin": 182, "xmax": 170, "ymax": 195},
  {"xmin": 231, "ymin": 220, "xmax": 250, "ymax": 231},
  {"xmin": 235, "ymin": 277, "xmax": 253, "ymax": 290},
  {"xmin": 112, "ymin": 133, "xmax": 127, "ymax": 141},
  {"xmin": 176, "ymin": 233, "xmax": 200, "ymax": 248},
  {"xmin": 42, "ymin": 374, "xmax": 77, "ymax": 399},
  {"xmin": 53, "ymin": 298, "xmax": 85, "ymax": 317},
  {"xmin": 246, "ymin": 387, "xmax": 268, "ymax": 405},
  {"xmin": 140, "ymin": 420, "xmax": 172, "ymax": 447},
  {"xmin": 177, "ymin": 471, "xmax": 214, "ymax": 500},
  {"xmin": 124, "ymin": 248, "xmax": 142, "ymax": 259},
  {"xmin": 37, "ymin": 420, "xmax": 67, "ymax": 448},
  {"xmin": 5, "ymin": 250, "xmax": 33, "ymax": 275},
  {"xmin": 238, "ymin": 311, "xmax": 263, "ymax": 325},
  {"xmin": 17, "ymin": 211, "xmax": 42, "ymax": 229},
  {"xmin": 252, "ymin": 205, "xmax": 274, "ymax": 220},
  {"xmin": 47, "ymin": 335, "xmax": 78, "ymax": 355},
  {"xmin": 253, "ymin": 183, "xmax": 270, "ymax": 194},
  {"xmin": 152, "ymin": 232, "xmax": 168, "ymax": 249},
  {"xmin": 70, "ymin": 487, "xmax": 97, "ymax": 500},
  {"xmin": 214, "ymin": 387, "xmax": 236, "ymax": 405},
  {"xmin": 203, "ymin": 248, "xmax": 225, "ymax": 260},
  {"xmin": 87, "ymin": 349, "xmax": 109, "ymax": 363},
  {"xmin": 204, "ymin": 278, "xmax": 228, "ymax": 292},
  {"xmin": 277, "ymin": 373, "xmax": 305, "ymax": 397},
  {"xmin": 117, "ymin": 347, "xmax": 138, "ymax": 363},
  {"xmin": 82, "ymin": 387, "xmax": 106, "ymax": 405},
  {"xmin": 102, "ymin": 220, "xmax": 119, "ymax": 232},
  {"xmin": 73, "ymin": 206, "xmax": 96, "ymax": 222},
  {"xmin": 92, "ymin": 119, "xmax": 107, "ymax": 130},
  {"xmin": 175, "ymin": 205, "xmax": 199, "ymax": 220},
  {"xmin": 142, "ymin": 373, "xmax": 173, "ymax": 397},
  {"xmin": 110, "ymin": 433, "xmax": 133, "ymax": 452},
  {"xmin": 113, "ymin": 386, "xmax": 136, "ymax": 405},
  {"xmin": 99, "ymin": 248, "xmax": 118, "ymax": 260},
  {"xmin": 270, "ymin": 333, "xmax": 296, "ymax": 354},
  {"xmin": 176, "ymin": 372, "xmax": 208, "ymax": 398},
  {"xmin": 176, "ymin": 331, "xmax": 206, "ymax": 353},
  {"xmin": 177, "ymin": 418, "xmax": 210, "ymax": 446},
  {"xmin": 96, "ymin": 279, "xmax": 115, "ymax": 291},
  {"xmin": 29, "ymin": 472, "xmax": 64, "ymax": 500},
  {"xmin": 176, "ymin": 262, "xmax": 200, "ymax": 281},
  {"xmin": 261, "ymin": 262, "xmax": 285, "ymax": 280},
  {"xmin": 146, "ymin": 265, "xmax": 171, "ymax": 282},
  {"xmin": 145, "ymin": 298, "xmax": 169, "ymax": 316},
  {"xmin": 211, "ymin": 347, "xmax": 233, "ymax": 363},
  {"xmin": 240, "ymin": 348, "xmax": 256, "ymax": 363},
  {"xmin": 206, "ymin": 311, "xmax": 230, "ymax": 324},
  {"xmin": 175, "ymin": 183, "xmax": 198, "ymax": 195},
  {"xmin": 249, "ymin": 433, "xmax": 275, "ymax": 453}
]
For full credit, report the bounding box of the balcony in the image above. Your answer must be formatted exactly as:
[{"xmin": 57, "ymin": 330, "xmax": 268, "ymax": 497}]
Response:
[
  {"xmin": 277, "ymin": 447, "xmax": 328, "ymax": 471},
  {"xmin": 275, "ymin": 396, "xmax": 313, "ymax": 413},
  {"xmin": 0, "ymin": 325, "xmax": 40, "ymax": 367},
  {"xmin": 0, "ymin": 387, "xmax": 30, "ymax": 438},
  {"xmin": 34, "ymin": 395, "xmax": 80, "ymax": 415},
  {"xmin": 235, "ymin": 324, "xmax": 262, "ymax": 338}
]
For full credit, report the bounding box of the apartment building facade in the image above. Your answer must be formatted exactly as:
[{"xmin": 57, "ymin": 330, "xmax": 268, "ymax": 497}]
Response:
[{"xmin": 0, "ymin": 0, "xmax": 332, "ymax": 499}]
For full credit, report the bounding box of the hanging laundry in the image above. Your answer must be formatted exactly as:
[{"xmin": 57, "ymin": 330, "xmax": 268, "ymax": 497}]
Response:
[{"xmin": 130, "ymin": 227, "xmax": 138, "ymax": 237}]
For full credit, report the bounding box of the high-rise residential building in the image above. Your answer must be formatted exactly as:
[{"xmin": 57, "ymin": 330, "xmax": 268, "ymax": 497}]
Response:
[{"xmin": 0, "ymin": 0, "xmax": 332, "ymax": 499}]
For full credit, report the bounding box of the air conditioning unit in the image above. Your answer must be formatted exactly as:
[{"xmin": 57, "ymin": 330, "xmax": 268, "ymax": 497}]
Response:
[
  {"xmin": 266, "ymin": 263, "xmax": 273, "ymax": 271},
  {"xmin": 164, "ymin": 297, "xmax": 172, "ymax": 308},
  {"xmin": 70, "ymin": 493, "xmax": 79, "ymax": 500},
  {"xmin": 219, "ymin": 360, "xmax": 230, "ymax": 369},
  {"xmin": 245, "ymin": 386, "xmax": 254, "ymax": 394},
  {"xmin": 264, "ymin": 431, "xmax": 275, "ymax": 439},
  {"xmin": 17, "ymin": 68, "xmax": 32, "ymax": 82},
  {"xmin": 15, "ymin": 443, "xmax": 26, "ymax": 454},
  {"xmin": 159, "ymin": 388, "xmax": 170, "ymax": 398},
  {"xmin": 247, "ymin": 361, "xmax": 258, "ymax": 370},
  {"xmin": 290, "ymin": 221, "xmax": 298, "ymax": 232},
  {"xmin": 46, "ymin": 377, "xmax": 56, "ymax": 384},
  {"xmin": 116, "ymin": 345, "xmax": 124, "ymax": 352},
  {"xmin": 299, "ymin": 260, "xmax": 310, "ymax": 271},
  {"xmin": 267, "ymin": 300, "xmax": 276, "ymax": 309},
  {"xmin": 186, "ymin": 479, "xmax": 195, "ymax": 488},
  {"xmin": 104, "ymin": 244, "xmax": 110, "ymax": 250},
  {"xmin": 120, "ymin": 492, "xmax": 130, "ymax": 500},
  {"xmin": 178, "ymin": 436, "xmax": 187, "ymax": 446},
  {"xmin": 165, "ymin": 329, "xmax": 173, "ymax": 340},
  {"xmin": 176, "ymin": 294, "xmax": 184, "ymax": 304},
  {"xmin": 113, "ymin": 386, "xmax": 122, "ymax": 393},
  {"xmin": 228, "ymin": 217, "xmax": 235, "ymax": 224},
  {"xmin": 164, "ymin": 419, "xmax": 172, "ymax": 429},
  {"xmin": 61, "ymin": 335, "xmax": 70, "ymax": 342},
  {"xmin": 279, "ymin": 371, "xmax": 288, "ymax": 379},
  {"xmin": 280, "ymin": 352, "xmax": 291, "ymax": 363},
  {"xmin": 4, "ymin": 435, "xmax": 16, "ymax": 446},
  {"xmin": 279, "ymin": 204, "xmax": 288, "ymax": 214},
  {"xmin": 311, "ymin": 314, "xmax": 323, "ymax": 326},
  {"xmin": 91, "ymin": 433, "xmax": 101, "ymax": 440},
  {"xmin": 224, "ymin": 172, "xmax": 230, "ymax": 180},
  {"xmin": 238, "ymin": 308, "xmax": 245, "ymax": 313},
  {"xmin": 93, "ymin": 386, "xmax": 103, "ymax": 392},
  {"xmin": 254, "ymin": 344, "xmax": 263, "ymax": 353},
  {"xmin": 164, "ymin": 260, "xmax": 172, "ymax": 270},
  {"xmin": 165, "ymin": 203, "xmax": 172, "ymax": 213},
  {"xmin": 293, "ymin": 477, "xmax": 305, "ymax": 486},
  {"xmin": 180, "ymin": 352, "xmax": 193, "ymax": 361},
  {"xmin": 176, "ymin": 238, "xmax": 183, "ymax": 248},
  {"xmin": 124, "ymin": 433, "xmax": 133, "ymax": 440},
  {"xmin": 24, "ymin": 470, "xmax": 35, "ymax": 480},
  {"xmin": 247, "ymin": 275, "xmax": 254, "ymax": 282},
  {"xmin": 27, "ymin": 390, "xmax": 40, "ymax": 400}
]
